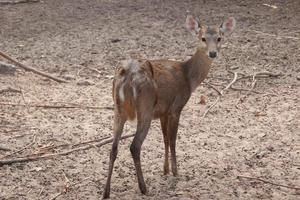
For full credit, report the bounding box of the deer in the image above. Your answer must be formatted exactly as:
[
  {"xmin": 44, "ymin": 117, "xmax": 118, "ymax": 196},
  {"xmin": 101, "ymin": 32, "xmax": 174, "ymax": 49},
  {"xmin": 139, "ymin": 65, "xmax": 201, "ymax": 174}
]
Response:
[{"xmin": 103, "ymin": 15, "xmax": 236, "ymax": 198}]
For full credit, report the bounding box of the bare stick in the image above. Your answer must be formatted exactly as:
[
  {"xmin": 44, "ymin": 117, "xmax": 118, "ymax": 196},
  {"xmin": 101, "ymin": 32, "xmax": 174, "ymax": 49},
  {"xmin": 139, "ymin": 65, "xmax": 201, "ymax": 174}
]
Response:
[
  {"xmin": 202, "ymin": 72, "xmax": 238, "ymax": 118},
  {"xmin": 0, "ymin": 87, "xmax": 21, "ymax": 94},
  {"xmin": 0, "ymin": 61, "xmax": 16, "ymax": 75},
  {"xmin": 1, "ymin": 134, "xmax": 36, "ymax": 159},
  {"xmin": 78, "ymin": 66, "xmax": 103, "ymax": 76},
  {"xmin": 0, "ymin": 51, "xmax": 68, "ymax": 83},
  {"xmin": 41, "ymin": 135, "xmax": 111, "ymax": 151},
  {"xmin": 38, "ymin": 187, "xmax": 44, "ymax": 198},
  {"xmin": 252, "ymin": 30, "xmax": 299, "ymax": 40},
  {"xmin": 230, "ymin": 85, "xmax": 262, "ymax": 94},
  {"xmin": 0, "ymin": 102, "xmax": 113, "ymax": 110},
  {"xmin": 49, "ymin": 177, "xmax": 92, "ymax": 200},
  {"xmin": 203, "ymin": 81, "xmax": 222, "ymax": 95},
  {"xmin": 0, "ymin": 134, "xmax": 135, "ymax": 166},
  {"xmin": 238, "ymin": 175, "xmax": 300, "ymax": 190},
  {"xmin": 0, "ymin": 146, "xmax": 11, "ymax": 151},
  {"xmin": 236, "ymin": 71, "xmax": 282, "ymax": 82},
  {"xmin": 0, "ymin": 0, "xmax": 39, "ymax": 4},
  {"xmin": 235, "ymin": 75, "xmax": 257, "ymax": 105}
]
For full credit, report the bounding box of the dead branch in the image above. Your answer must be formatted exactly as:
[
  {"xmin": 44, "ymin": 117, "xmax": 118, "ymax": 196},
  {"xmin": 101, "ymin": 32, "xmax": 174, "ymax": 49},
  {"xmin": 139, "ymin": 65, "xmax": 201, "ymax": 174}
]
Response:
[
  {"xmin": 235, "ymin": 75, "xmax": 257, "ymax": 105},
  {"xmin": 0, "ymin": 61, "xmax": 16, "ymax": 75},
  {"xmin": 203, "ymin": 81, "xmax": 222, "ymax": 95},
  {"xmin": 1, "ymin": 134, "xmax": 36, "ymax": 159},
  {"xmin": 252, "ymin": 30, "xmax": 299, "ymax": 40},
  {"xmin": 0, "ymin": 87, "xmax": 21, "ymax": 94},
  {"xmin": 202, "ymin": 72, "xmax": 238, "ymax": 118},
  {"xmin": 0, "ymin": 102, "xmax": 113, "ymax": 110},
  {"xmin": 236, "ymin": 71, "xmax": 282, "ymax": 82},
  {"xmin": 49, "ymin": 177, "xmax": 92, "ymax": 200},
  {"xmin": 0, "ymin": 51, "xmax": 68, "ymax": 83},
  {"xmin": 40, "ymin": 135, "xmax": 111, "ymax": 151},
  {"xmin": 230, "ymin": 85, "xmax": 262, "ymax": 94},
  {"xmin": 77, "ymin": 66, "xmax": 103, "ymax": 77},
  {"xmin": 0, "ymin": 134, "xmax": 135, "ymax": 166},
  {"xmin": 38, "ymin": 187, "xmax": 44, "ymax": 198},
  {"xmin": 238, "ymin": 175, "xmax": 300, "ymax": 190},
  {"xmin": 0, "ymin": 146, "xmax": 11, "ymax": 151},
  {"xmin": 0, "ymin": 0, "xmax": 39, "ymax": 4}
]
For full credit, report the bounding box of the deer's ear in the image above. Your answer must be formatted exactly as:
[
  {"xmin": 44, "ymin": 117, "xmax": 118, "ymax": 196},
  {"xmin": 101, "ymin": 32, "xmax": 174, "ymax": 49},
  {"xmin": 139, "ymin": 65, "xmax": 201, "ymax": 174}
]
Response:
[
  {"xmin": 220, "ymin": 17, "xmax": 236, "ymax": 36},
  {"xmin": 186, "ymin": 15, "xmax": 200, "ymax": 35}
]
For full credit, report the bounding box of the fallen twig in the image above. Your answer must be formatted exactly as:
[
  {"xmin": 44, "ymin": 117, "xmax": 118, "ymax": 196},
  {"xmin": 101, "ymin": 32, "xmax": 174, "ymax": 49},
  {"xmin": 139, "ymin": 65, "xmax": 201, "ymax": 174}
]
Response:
[
  {"xmin": 1, "ymin": 134, "xmax": 36, "ymax": 159},
  {"xmin": 238, "ymin": 175, "xmax": 300, "ymax": 190},
  {"xmin": 0, "ymin": 0, "xmax": 39, "ymax": 5},
  {"xmin": 0, "ymin": 61, "xmax": 16, "ymax": 75},
  {"xmin": 235, "ymin": 74, "xmax": 257, "ymax": 105},
  {"xmin": 0, "ymin": 87, "xmax": 21, "ymax": 94},
  {"xmin": 202, "ymin": 72, "xmax": 238, "ymax": 117},
  {"xmin": 230, "ymin": 85, "xmax": 262, "ymax": 94},
  {"xmin": 202, "ymin": 70, "xmax": 282, "ymax": 118},
  {"xmin": 38, "ymin": 187, "xmax": 44, "ymax": 198},
  {"xmin": 77, "ymin": 66, "xmax": 103, "ymax": 77},
  {"xmin": 0, "ymin": 134, "xmax": 135, "ymax": 166},
  {"xmin": 49, "ymin": 177, "xmax": 92, "ymax": 200},
  {"xmin": 39, "ymin": 135, "xmax": 111, "ymax": 152},
  {"xmin": 0, "ymin": 146, "xmax": 11, "ymax": 151},
  {"xmin": 0, "ymin": 102, "xmax": 113, "ymax": 110},
  {"xmin": 252, "ymin": 30, "xmax": 299, "ymax": 40},
  {"xmin": 0, "ymin": 51, "xmax": 68, "ymax": 83},
  {"xmin": 236, "ymin": 71, "xmax": 282, "ymax": 82},
  {"xmin": 203, "ymin": 81, "xmax": 222, "ymax": 95}
]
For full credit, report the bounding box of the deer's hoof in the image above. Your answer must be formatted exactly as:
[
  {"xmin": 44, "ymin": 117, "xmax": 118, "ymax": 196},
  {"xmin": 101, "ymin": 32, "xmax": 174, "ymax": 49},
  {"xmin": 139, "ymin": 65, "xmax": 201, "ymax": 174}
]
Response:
[
  {"xmin": 163, "ymin": 169, "xmax": 170, "ymax": 175},
  {"xmin": 103, "ymin": 190, "xmax": 110, "ymax": 199},
  {"xmin": 140, "ymin": 186, "xmax": 147, "ymax": 195}
]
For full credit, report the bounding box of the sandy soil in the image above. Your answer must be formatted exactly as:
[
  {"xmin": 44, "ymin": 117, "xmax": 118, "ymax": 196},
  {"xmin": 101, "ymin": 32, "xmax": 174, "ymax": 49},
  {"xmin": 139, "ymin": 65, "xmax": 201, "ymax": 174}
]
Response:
[{"xmin": 0, "ymin": 0, "xmax": 299, "ymax": 199}]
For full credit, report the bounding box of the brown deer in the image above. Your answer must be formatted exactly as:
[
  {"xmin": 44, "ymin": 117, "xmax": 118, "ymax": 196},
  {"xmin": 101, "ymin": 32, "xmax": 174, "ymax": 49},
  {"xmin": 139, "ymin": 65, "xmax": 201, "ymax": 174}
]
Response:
[{"xmin": 103, "ymin": 15, "xmax": 236, "ymax": 198}]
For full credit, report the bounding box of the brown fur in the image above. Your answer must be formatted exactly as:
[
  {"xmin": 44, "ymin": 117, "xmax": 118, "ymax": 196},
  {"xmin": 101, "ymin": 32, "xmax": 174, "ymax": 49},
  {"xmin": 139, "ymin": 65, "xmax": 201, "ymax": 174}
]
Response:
[{"xmin": 103, "ymin": 15, "xmax": 236, "ymax": 199}]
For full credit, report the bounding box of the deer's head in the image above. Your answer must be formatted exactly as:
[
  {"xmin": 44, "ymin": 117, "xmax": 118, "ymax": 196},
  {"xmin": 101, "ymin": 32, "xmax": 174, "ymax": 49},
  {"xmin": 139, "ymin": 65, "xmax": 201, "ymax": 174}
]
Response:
[{"xmin": 186, "ymin": 15, "xmax": 236, "ymax": 59}]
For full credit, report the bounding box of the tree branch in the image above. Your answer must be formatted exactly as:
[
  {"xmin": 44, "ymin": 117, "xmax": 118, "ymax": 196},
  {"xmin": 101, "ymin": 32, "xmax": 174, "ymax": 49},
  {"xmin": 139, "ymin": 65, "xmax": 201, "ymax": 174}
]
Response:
[
  {"xmin": 202, "ymin": 72, "xmax": 238, "ymax": 118},
  {"xmin": 0, "ymin": 102, "xmax": 113, "ymax": 110},
  {"xmin": 0, "ymin": 51, "xmax": 68, "ymax": 83},
  {"xmin": 0, "ymin": 134, "xmax": 135, "ymax": 167},
  {"xmin": 238, "ymin": 175, "xmax": 300, "ymax": 190}
]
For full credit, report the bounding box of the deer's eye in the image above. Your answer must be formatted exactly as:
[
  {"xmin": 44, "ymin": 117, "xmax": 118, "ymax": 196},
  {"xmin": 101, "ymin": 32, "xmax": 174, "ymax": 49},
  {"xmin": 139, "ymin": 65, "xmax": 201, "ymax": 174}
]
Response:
[
  {"xmin": 217, "ymin": 37, "xmax": 221, "ymax": 42},
  {"xmin": 201, "ymin": 38, "xmax": 206, "ymax": 42}
]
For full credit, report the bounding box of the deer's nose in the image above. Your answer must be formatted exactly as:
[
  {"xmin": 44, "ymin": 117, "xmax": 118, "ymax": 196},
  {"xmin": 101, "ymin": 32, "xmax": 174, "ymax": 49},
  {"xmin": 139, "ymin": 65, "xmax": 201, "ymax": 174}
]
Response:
[{"xmin": 209, "ymin": 51, "xmax": 217, "ymax": 58}]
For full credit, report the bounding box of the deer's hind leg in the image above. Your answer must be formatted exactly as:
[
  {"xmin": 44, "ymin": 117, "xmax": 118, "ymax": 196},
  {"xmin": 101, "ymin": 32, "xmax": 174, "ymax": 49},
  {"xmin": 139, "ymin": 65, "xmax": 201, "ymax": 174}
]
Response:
[
  {"xmin": 103, "ymin": 111, "xmax": 126, "ymax": 199},
  {"xmin": 130, "ymin": 113, "xmax": 152, "ymax": 194},
  {"xmin": 130, "ymin": 91, "xmax": 156, "ymax": 194}
]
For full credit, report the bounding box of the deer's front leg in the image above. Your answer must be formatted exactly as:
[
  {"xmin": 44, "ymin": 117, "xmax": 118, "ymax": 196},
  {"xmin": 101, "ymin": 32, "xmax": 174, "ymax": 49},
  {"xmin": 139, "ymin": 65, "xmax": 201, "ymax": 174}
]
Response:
[
  {"xmin": 167, "ymin": 112, "xmax": 181, "ymax": 176},
  {"xmin": 160, "ymin": 115, "xmax": 169, "ymax": 175}
]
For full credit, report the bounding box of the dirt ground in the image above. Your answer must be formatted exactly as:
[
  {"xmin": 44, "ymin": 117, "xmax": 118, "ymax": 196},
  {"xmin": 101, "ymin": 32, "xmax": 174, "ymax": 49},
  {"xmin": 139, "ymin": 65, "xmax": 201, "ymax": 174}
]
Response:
[{"xmin": 0, "ymin": 0, "xmax": 299, "ymax": 199}]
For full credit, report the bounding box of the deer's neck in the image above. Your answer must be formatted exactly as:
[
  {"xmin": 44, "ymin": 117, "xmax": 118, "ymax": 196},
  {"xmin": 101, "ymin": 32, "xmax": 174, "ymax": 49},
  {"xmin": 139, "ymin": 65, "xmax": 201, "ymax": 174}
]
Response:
[{"xmin": 183, "ymin": 47, "xmax": 212, "ymax": 92}]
